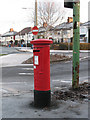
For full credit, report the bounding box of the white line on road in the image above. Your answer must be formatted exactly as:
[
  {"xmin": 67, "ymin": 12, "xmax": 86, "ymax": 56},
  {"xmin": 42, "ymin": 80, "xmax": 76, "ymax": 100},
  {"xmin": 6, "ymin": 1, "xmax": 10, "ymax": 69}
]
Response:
[
  {"xmin": 18, "ymin": 64, "xmax": 33, "ymax": 66},
  {"xmin": 0, "ymin": 82, "xmax": 33, "ymax": 85},
  {"xmin": 65, "ymin": 61, "xmax": 71, "ymax": 63},
  {"xmin": 52, "ymin": 80, "xmax": 60, "ymax": 82},
  {"xmin": 21, "ymin": 68, "xmax": 34, "ymax": 70},
  {"xmin": 52, "ymin": 77, "xmax": 88, "ymax": 83},
  {"xmin": 18, "ymin": 73, "xmax": 34, "ymax": 75},
  {"xmin": 61, "ymin": 80, "xmax": 72, "ymax": 83},
  {"xmin": 52, "ymin": 79, "xmax": 71, "ymax": 83}
]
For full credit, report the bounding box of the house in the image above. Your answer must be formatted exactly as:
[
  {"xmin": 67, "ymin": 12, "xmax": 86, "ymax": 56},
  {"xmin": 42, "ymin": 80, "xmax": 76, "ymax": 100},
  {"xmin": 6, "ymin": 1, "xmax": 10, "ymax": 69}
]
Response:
[
  {"xmin": 0, "ymin": 34, "xmax": 1, "ymax": 45},
  {"xmin": 80, "ymin": 21, "xmax": 90, "ymax": 43},
  {"xmin": 15, "ymin": 27, "xmax": 33, "ymax": 45},
  {"xmin": 1, "ymin": 28, "xmax": 17, "ymax": 46},
  {"xmin": 1, "ymin": 27, "xmax": 33, "ymax": 46},
  {"xmin": 38, "ymin": 27, "xmax": 46, "ymax": 38},
  {"xmin": 48, "ymin": 27, "xmax": 55, "ymax": 40},
  {"xmin": 38, "ymin": 22, "xmax": 54, "ymax": 39},
  {"xmin": 54, "ymin": 18, "xmax": 89, "ymax": 43},
  {"xmin": 54, "ymin": 21, "xmax": 73, "ymax": 43},
  {"xmin": 53, "ymin": 17, "xmax": 73, "ymax": 43}
]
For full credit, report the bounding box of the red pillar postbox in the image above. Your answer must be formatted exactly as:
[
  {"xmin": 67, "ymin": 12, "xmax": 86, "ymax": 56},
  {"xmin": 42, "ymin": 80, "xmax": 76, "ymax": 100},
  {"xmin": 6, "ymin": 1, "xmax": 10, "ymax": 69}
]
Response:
[{"xmin": 30, "ymin": 39, "xmax": 53, "ymax": 108}]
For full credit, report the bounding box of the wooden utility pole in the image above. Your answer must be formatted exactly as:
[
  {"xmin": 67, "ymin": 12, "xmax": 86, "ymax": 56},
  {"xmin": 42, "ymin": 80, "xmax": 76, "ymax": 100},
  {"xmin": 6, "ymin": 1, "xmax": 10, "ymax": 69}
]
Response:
[{"xmin": 34, "ymin": 0, "xmax": 38, "ymax": 39}]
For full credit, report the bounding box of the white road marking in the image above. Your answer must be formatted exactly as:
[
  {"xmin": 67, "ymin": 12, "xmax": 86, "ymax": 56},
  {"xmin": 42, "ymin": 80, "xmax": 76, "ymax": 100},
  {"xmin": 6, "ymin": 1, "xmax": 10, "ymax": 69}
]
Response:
[
  {"xmin": 54, "ymin": 87, "xmax": 60, "ymax": 89},
  {"xmin": 52, "ymin": 77, "xmax": 88, "ymax": 83},
  {"xmin": 18, "ymin": 64, "xmax": 33, "ymax": 66},
  {"xmin": 0, "ymin": 82, "xmax": 33, "ymax": 85},
  {"xmin": 61, "ymin": 80, "xmax": 72, "ymax": 83},
  {"xmin": 65, "ymin": 61, "xmax": 71, "ymax": 63},
  {"xmin": 18, "ymin": 73, "xmax": 34, "ymax": 75},
  {"xmin": 52, "ymin": 79, "xmax": 71, "ymax": 82},
  {"xmin": 21, "ymin": 68, "xmax": 33, "ymax": 70},
  {"xmin": 52, "ymin": 80, "xmax": 60, "ymax": 82}
]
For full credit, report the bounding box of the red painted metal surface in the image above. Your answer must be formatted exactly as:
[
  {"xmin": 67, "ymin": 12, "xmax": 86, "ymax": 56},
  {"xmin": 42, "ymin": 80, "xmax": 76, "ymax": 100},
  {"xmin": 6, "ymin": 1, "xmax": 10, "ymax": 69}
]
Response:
[
  {"xmin": 31, "ymin": 39, "xmax": 53, "ymax": 91},
  {"xmin": 30, "ymin": 39, "xmax": 53, "ymax": 45},
  {"xmin": 32, "ymin": 26, "xmax": 39, "ymax": 35}
]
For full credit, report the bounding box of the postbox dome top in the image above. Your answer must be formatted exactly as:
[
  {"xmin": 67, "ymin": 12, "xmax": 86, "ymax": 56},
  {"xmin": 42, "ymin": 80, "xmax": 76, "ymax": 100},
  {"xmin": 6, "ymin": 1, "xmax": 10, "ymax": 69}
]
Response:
[{"xmin": 30, "ymin": 39, "xmax": 53, "ymax": 45}]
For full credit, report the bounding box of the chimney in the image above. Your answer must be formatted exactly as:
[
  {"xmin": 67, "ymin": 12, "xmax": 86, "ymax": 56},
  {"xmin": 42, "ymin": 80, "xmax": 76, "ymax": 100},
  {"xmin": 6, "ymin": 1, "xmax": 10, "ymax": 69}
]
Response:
[
  {"xmin": 10, "ymin": 28, "xmax": 14, "ymax": 32},
  {"xmin": 67, "ymin": 17, "xmax": 73, "ymax": 23},
  {"xmin": 43, "ymin": 22, "xmax": 47, "ymax": 28}
]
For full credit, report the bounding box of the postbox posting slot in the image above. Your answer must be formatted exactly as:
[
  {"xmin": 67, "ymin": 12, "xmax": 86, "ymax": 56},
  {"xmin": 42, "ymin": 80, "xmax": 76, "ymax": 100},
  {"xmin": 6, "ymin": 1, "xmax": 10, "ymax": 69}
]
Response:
[{"xmin": 33, "ymin": 50, "xmax": 40, "ymax": 52}]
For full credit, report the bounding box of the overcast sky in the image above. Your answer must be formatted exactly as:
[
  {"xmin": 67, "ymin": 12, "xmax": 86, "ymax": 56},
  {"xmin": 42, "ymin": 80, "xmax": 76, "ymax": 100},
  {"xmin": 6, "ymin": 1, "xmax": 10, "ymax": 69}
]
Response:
[{"xmin": 0, "ymin": 0, "xmax": 90, "ymax": 34}]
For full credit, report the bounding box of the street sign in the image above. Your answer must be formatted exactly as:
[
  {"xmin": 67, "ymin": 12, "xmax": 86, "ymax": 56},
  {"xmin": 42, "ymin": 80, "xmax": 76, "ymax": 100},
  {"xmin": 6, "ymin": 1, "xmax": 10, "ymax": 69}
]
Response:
[{"xmin": 32, "ymin": 26, "xmax": 39, "ymax": 35}]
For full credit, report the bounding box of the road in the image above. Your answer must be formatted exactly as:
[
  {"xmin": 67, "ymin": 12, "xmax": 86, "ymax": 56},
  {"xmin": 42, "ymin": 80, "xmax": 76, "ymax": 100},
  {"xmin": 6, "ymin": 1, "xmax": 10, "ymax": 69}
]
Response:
[
  {"xmin": 0, "ymin": 46, "xmax": 31, "ymax": 54},
  {"xmin": 1, "ymin": 57, "xmax": 89, "ymax": 94}
]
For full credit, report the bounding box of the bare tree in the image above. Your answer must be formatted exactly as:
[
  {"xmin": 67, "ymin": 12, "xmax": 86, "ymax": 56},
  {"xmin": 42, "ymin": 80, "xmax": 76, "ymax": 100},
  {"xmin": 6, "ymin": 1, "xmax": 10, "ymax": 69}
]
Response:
[
  {"xmin": 37, "ymin": 1, "xmax": 66, "ymax": 27},
  {"xmin": 37, "ymin": 1, "xmax": 66, "ymax": 38},
  {"xmin": 26, "ymin": 1, "xmax": 66, "ymax": 38}
]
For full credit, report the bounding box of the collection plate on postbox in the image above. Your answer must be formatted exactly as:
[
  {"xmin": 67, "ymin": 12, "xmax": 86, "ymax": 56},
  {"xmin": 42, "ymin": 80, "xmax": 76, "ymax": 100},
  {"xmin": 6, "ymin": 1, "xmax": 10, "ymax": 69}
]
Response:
[{"xmin": 34, "ymin": 56, "xmax": 38, "ymax": 65}]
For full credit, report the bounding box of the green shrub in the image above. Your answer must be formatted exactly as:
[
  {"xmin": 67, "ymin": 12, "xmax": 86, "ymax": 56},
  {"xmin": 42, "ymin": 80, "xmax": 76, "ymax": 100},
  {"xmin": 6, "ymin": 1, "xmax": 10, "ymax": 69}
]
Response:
[
  {"xmin": 14, "ymin": 40, "xmax": 18, "ymax": 45},
  {"xmin": 80, "ymin": 43, "xmax": 89, "ymax": 50},
  {"xmin": 59, "ymin": 43, "xmax": 68, "ymax": 50},
  {"xmin": 27, "ymin": 43, "xmax": 32, "ymax": 47},
  {"xmin": 52, "ymin": 43, "xmax": 90, "ymax": 50}
]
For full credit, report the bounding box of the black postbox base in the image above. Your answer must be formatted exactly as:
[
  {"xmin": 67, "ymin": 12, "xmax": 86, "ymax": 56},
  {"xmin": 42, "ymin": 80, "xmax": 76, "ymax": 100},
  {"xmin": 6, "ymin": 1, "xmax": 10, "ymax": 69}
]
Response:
[{"xmin": 34, "ymin": 90, "xmax": 51, "ymax": 108}]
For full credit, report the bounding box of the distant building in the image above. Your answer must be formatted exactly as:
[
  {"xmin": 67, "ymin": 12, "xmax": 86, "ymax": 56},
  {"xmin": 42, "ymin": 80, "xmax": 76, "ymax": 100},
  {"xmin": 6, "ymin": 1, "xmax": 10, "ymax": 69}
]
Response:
[
  {"xmin": 0, "ymin": 34, "xmax": 1, "ymax": 45},
  {"xmin": 38, "ymin": 26, "xmax": 46, "ymax": 39},
  {"xmin": 53, "ymin": 18, "xmax": 89, "ymax": 43},
  {"xmin": 80, "ymin": 21, "xmax": 90, "ymax": 43},
  {"xmin": 15, "ymin": 27, "xmax": 33, "ymax": 45},
  {"xmin": 54, "ymin": 21, "xmax": 73, "ymax": 43},
  {"xmin": 38, "ymin": 22, "xmax": 54, "ymax": 39},
  {"xmin": 1, "ymin": 28, "xmax": 17, "ymax": 46}
]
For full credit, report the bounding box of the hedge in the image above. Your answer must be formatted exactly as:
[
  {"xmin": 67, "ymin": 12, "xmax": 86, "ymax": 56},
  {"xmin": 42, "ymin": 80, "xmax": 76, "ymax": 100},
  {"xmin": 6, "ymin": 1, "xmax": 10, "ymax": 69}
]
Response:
[{"xmin": 50, "ymin": 43, "xmax": 90, "ymax": 50}]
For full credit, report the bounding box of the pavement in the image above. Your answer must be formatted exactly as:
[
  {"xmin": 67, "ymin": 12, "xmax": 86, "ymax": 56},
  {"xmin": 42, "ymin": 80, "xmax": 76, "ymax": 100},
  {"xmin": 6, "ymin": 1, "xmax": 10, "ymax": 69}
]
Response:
[
  {"xmin": 16, "ymin": 47, "xmax": 90, "ymax": 53},
  {"xmin": 0, "ymin": 53, "xmax": 33, "ymax": 67},
  {"xmin": 0, "ymin": 48, "xmax": 89, "ymax": 119}
]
